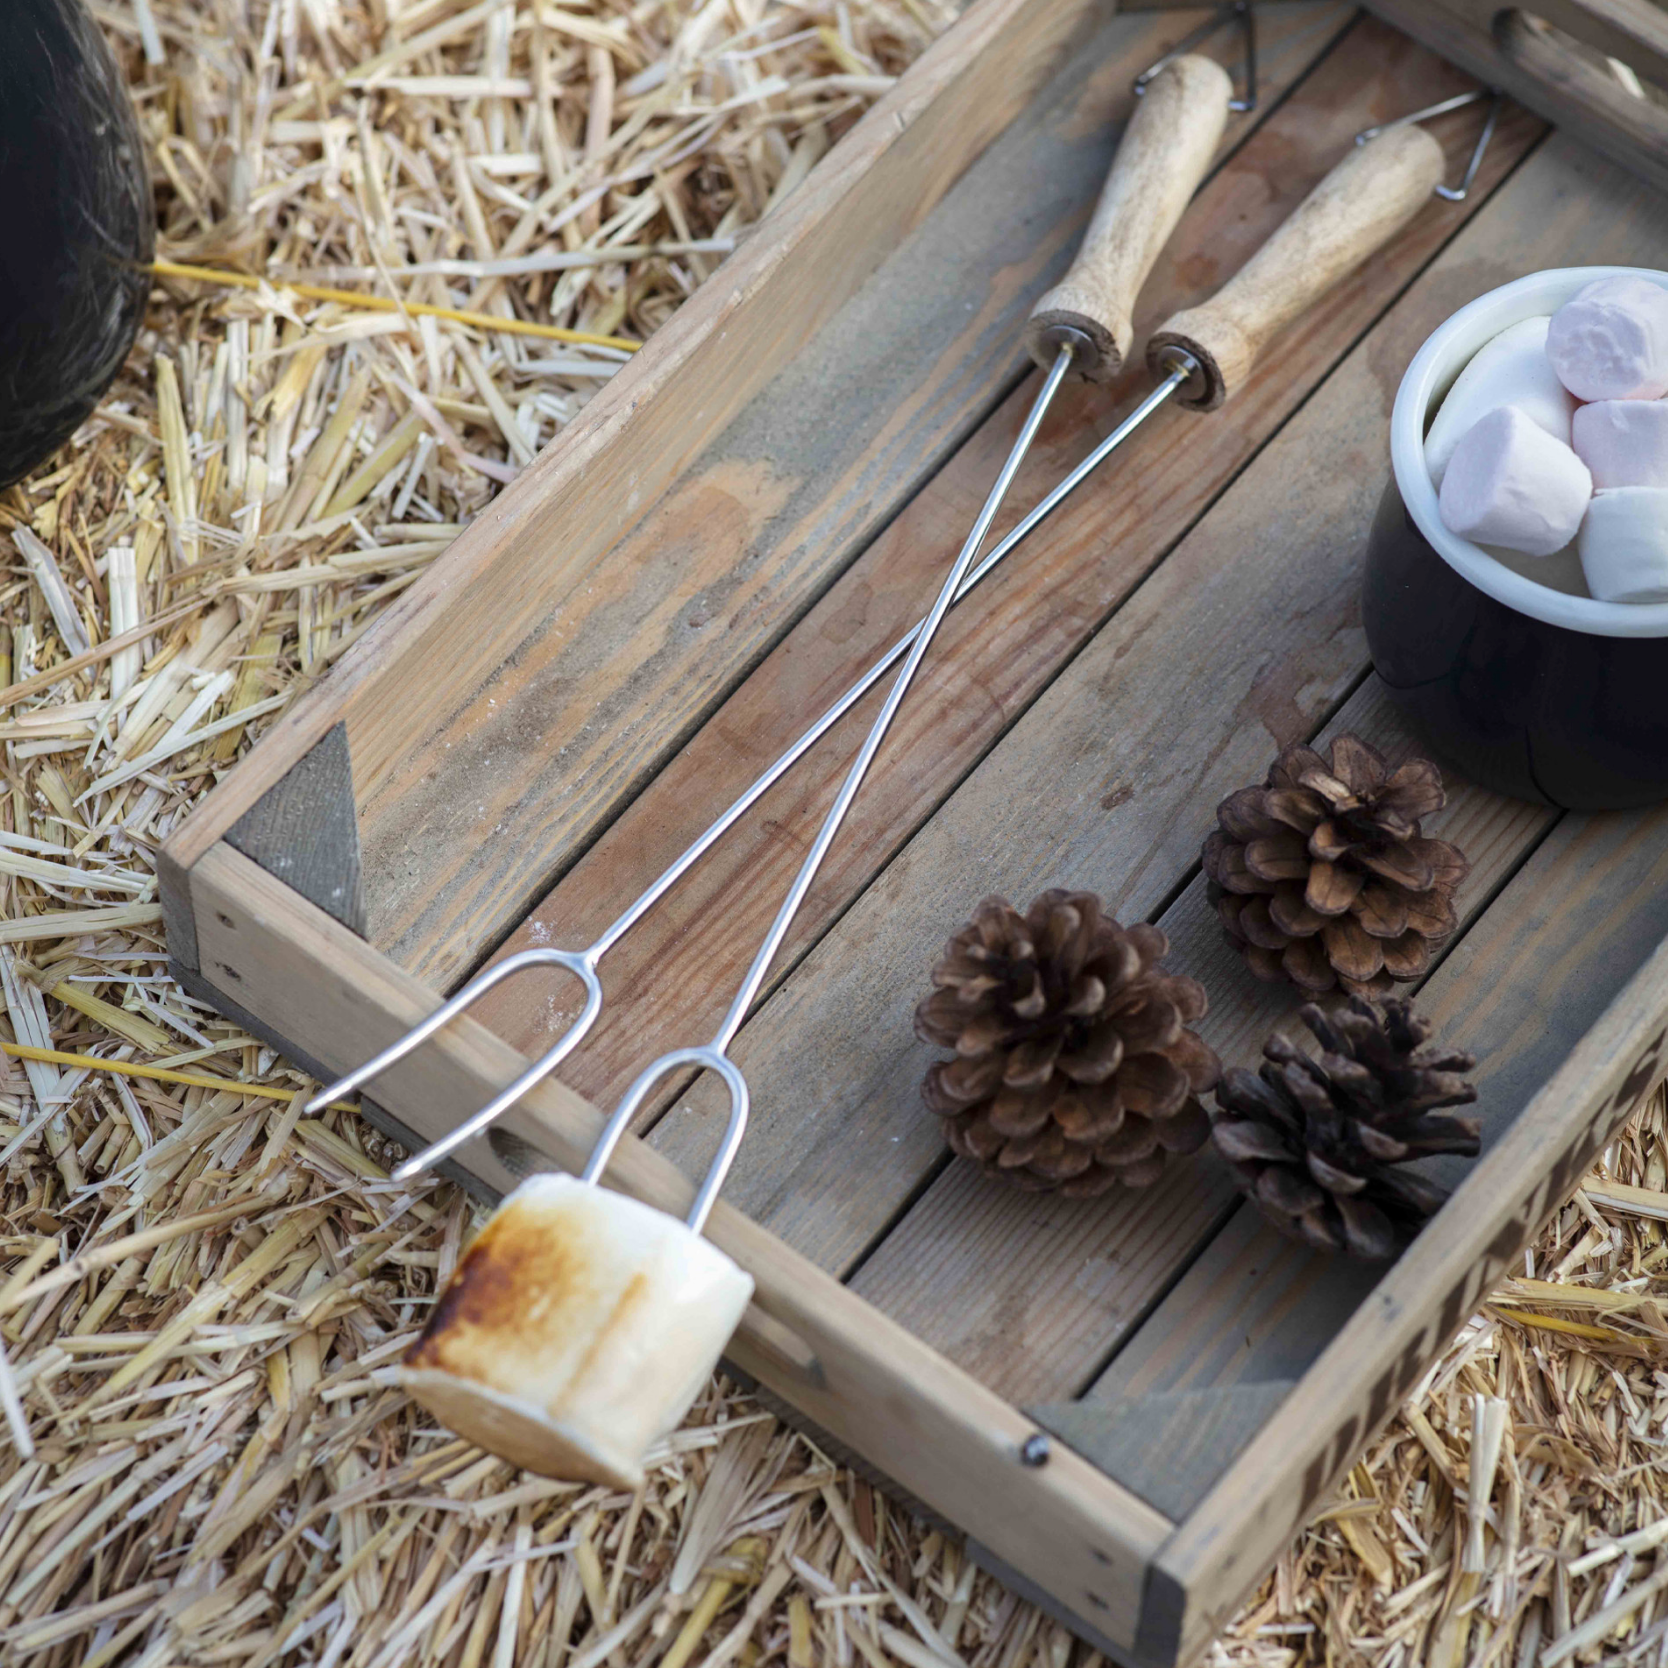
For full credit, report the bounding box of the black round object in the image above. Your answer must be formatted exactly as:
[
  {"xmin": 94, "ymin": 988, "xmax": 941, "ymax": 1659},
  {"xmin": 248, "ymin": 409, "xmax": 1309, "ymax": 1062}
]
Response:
[
  {"xmin": 1363, "ymin": 482, "xmax": 1668, "ymax": 811},
  {"xmin": 0, "ymin": 0, "xmax": 153, "ymax": 489}
]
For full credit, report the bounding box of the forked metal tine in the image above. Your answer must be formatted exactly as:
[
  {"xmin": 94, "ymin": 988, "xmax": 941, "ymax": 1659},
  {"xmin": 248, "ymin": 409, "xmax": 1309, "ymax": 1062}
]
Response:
[
  {"xmin": 304, "ymin": 946, "xmax": 604, "ymax": 1165},
  {"xmin": 1355, "ymin": 88, "xmax": 1502, "ymax": 201},
  {"xmin": 580, "ymin": 1046, "xmax": 749, "ymax": 1234},
  {"xmin": 1135, "ymin": 0, "xmax": 1257, "ymax": 113}
]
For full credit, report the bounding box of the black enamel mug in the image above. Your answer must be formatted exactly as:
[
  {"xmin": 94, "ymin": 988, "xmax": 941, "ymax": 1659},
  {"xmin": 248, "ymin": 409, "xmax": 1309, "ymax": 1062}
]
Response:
[
  {"xmin": 1364, "ymin": 267, "xmax": 1668, "ymax": 811},
  {"xmin": 0, "ymin": 0, "xmax": 153, "ymax": 488}
]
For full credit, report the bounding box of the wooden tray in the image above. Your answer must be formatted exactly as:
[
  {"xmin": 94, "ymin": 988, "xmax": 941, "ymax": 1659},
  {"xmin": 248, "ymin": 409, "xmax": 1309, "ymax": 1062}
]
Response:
[{"xmin": 159, "ymin": 2, "xmax": 1668, "ymax": 1660}]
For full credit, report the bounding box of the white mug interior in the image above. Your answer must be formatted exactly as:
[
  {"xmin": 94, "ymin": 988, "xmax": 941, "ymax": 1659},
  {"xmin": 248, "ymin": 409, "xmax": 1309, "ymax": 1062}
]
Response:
[{"xmin": 1391, "ymin": 266, "xmax": 1668, "ymax": 639}]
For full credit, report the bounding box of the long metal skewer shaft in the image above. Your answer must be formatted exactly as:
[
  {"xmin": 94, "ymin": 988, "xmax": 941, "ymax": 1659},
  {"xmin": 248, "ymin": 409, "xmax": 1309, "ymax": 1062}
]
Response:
[
  {"xmin": 587, "ymin": 359, "xmax": 1191, "ymax": 962},
  {"xmin": 581, "ymin": 344, "xmax": 1076, "ymax": 1234},
  {"xmin": 319, "ymin": 353, "xmax": 1193, "ymax": 1178}
]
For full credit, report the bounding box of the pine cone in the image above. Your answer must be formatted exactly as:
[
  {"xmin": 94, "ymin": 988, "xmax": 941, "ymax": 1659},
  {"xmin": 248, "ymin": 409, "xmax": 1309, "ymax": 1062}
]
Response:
[
  {"xmin": 1211, "ymin": 996, "xmax": 1480, "ymax": 1259},
  {"xmin": 915, "ymin": 889, "xmax": 1220, "ymax": 1196},
  {"xmin": 1202, "ymin": 734, "xmax": 1469, "ymax": 997}
]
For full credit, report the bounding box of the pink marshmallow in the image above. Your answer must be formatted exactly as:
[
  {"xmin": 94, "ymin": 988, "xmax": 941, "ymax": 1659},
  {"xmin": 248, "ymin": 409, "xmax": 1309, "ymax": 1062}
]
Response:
[
  {"xmin": 1438, "ymin": 405, "xmax": 1592, "ymax": 557},
  {"xmin": 1572, "ymin": 400, "xmax": 1668, "ymax": 489},
  {"xmin": 1546, "ymin": 276, "xmax": 1668, "ymax": 402}
]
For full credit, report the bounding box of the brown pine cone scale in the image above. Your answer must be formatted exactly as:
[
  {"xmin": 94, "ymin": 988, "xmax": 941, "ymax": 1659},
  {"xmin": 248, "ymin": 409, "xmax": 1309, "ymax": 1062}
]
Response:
[
  {"xmin": 916, "ymin": 889, "xmax": 1220, "ymax": 1196},
  {"xmin": 1202, "ymin": 734, "xmax": 1469, "ymax": 997},
  {"xmin": 1211, "ymin": 995, "xmax": 1480, "ymax": 1259}
]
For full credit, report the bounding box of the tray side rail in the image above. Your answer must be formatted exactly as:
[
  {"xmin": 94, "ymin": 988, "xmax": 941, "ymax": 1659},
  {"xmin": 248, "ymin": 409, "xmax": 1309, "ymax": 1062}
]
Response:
[
  {"xmin": 181, "ymin": 842, "xmax": 1174, "ymax": 1656},
  {"xmin": 1142, "ymin": 933, "xmax": 1668, "ymax": 1665}
]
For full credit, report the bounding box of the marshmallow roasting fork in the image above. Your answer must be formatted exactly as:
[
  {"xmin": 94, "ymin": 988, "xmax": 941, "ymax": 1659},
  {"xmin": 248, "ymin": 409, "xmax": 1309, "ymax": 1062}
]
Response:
[{"xmin": 314, "ymin": 99, "xmax": 1448, "ymax": 1487}]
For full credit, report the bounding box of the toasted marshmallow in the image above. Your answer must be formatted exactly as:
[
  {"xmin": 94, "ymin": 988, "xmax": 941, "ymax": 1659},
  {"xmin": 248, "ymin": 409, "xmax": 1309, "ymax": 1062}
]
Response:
[
  {"xmin": 1578, "ymin": 488, "xmax": 1668, "ymax": 603},
  {"xmin": 1572, "ymin": 399, "xmax": 1668, "ymax": 490},
  {"xmin": 400, "ymin": 1173, "xmax": 754, "ymax": 1486},
  {"xmin": 1424, "ymin": 316, "xmax": 1574, "ymax": 488},
  {"xmin": 1439, "ymin": 405, "xmax": 1593, "ymax": 557},
  {"xmin": 1547, "ymin": 275, "xmax": 1668, "ymax": 402}
]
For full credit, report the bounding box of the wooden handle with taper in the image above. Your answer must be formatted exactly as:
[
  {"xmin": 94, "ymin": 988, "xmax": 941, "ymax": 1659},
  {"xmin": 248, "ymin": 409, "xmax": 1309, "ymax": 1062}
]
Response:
[
  {"xmin": 1147, "ymin": 123, "xmax": 1445, "ymax": 411},
  {"xmin": 1025, "ymin": 54, "xmax": 1232, "ymax": 383}
]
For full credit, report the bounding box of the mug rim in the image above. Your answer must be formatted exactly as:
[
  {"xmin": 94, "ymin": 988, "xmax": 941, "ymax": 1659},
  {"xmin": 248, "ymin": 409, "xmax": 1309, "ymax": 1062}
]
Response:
[{"xmin": 1391, "ymin": 265, "xmax": 1668, "ymax": 640}]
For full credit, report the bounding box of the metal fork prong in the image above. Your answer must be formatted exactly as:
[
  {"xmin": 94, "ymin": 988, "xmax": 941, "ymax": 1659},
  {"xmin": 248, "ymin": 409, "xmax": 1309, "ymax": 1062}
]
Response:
[
  {"xmin": 579, "ymin": 1045, "xmax": 749, "ymax": 1233},
  {"xmin": 389, "ymin": 952, "xmax": 606, "ymax": 1180},
  {"xmin": 304, "ymin": 947, "xmax": 600, "ymax": 1113}
]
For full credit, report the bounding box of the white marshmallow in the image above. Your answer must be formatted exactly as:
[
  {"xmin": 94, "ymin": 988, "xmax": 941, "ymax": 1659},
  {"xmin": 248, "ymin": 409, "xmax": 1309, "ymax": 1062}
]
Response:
[
  {"xmin": 1546, "ymin": 275, "xmax": 1668, "ymax": 402},
  {"xmin": 1424, "ymin": 316, "xmax": 1574, "ymax": 487},
  {"xmin": 399, "ymin": 1173, "xmax": 754, "ymax": 1486},
  {"xmin": 1578, "ymin": 487, "xmax": 1668, "ymax": 603},
  {"xmin": 1438, "ymin": 405, "xmax": 1593, "ymax": 557},
  {"xmin": 1572, "ymin": 399, "xmax": 1668, "ymax": 489}
]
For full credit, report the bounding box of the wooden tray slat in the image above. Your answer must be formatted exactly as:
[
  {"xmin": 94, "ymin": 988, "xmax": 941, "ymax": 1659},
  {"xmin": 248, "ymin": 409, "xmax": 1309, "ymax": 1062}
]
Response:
[
  {"xmin": 1098, "ymin": 744, "xmax": 1668, "ymax": 1519},
  {"xmin": 457, "ymin": 0, "xmax": 1358, "ymax": 1081},
  {"xmin": 647, "ymin": 36, "xmax": 1545, "ymax": 1279},
  {"xmin": 1152, "ymin": 815, "xmax": 1668, "ymax": 1659},
  {"xmin": 162, "ymin": 0, "xmax": 1111, "ymax": 969},
  {"xmin": 360, "ymin": 0, "xmax": 1228, "ymax": 983},
  {"xmin": 848, "ymin": 126, "xmax": 1668, "ymax": 1410}
]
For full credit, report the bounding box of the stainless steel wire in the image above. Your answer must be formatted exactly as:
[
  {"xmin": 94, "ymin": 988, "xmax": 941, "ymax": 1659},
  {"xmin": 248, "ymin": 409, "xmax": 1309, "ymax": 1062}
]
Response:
[
  {"xmin": 581, "ymin": 341, "xmax": 1074, "ymax": 1231},
  {"xmin": 1355, "ymin": 87, "xmax": 1502, "ymax": 201},
  {"xmin": 1134, "ymin": 0, "xmax": 1257, "ymax": 113},
  {"xmin": 307, "ymin": 350, "xmax": 1197, "ymax": 1203}
]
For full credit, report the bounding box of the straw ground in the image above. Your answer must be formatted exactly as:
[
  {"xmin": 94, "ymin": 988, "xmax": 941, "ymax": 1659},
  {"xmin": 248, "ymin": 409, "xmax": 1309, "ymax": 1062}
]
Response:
[{"xmin": 3, "ymin": 3, "xmax": 1668, "ymax": 1663}]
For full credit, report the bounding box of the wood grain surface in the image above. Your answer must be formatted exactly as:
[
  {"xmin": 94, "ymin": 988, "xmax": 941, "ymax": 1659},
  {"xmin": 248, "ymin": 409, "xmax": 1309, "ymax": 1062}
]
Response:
[
  {"xmin": 353, "ymin": 0, "xmax": 1355, "ymax": 986},
  {"xmin": 162, "ymin": 0, "xmax": 1111, "ymax": 938},
  {"xmin": 638, "ymin": 30, "xmax": 1543, "ymax": 1294},
  {"xmin": 473, "ymin": 18, "xmax": 1516, "ymax": 1139}
]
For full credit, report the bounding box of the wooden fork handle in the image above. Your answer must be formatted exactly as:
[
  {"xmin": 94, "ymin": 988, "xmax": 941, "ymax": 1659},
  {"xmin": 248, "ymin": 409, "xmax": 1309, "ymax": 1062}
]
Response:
[
  {"xmin": 1025, "ymin": 54, "xmax": 1232, "ymax": 383},
  {"xmin": 1148, "ymin": 123, "xmax": 1444, "ymax": 411}
]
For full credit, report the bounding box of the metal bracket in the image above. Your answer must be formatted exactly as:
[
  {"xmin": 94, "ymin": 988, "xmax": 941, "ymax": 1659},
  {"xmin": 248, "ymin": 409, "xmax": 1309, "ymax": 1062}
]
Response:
[
  {"xmin": 1135, "ymin": 1, "xmax": 1258, "ymax": 113},
  {"xmin": 1356, "ymin": 87, "xmax": 1504, "ymax": 201}
]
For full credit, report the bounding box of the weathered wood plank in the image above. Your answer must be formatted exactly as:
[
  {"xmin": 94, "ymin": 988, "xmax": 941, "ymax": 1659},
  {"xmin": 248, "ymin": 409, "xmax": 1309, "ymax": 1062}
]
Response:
[
  {"xmin": 1101, "ymin": 752, "xmax": 1668, "ymax": 1530},
  {"xmin": 645, "ymin": 73, "xmax": 1547, "ymax": 1296},
  {"xmin": 478, "ymin": 20, "xmax": 1526, "ymax": 1135},
  {"xmin": 1150, "ymin": 790, "xmax": 1668, "ymax": 1664},
  {"xmin": 852, "ymin": 678, "xmax": 1553, "ymax": 1402},
  {"xmin": 183, "ymin": 843, "xmax": 1174, "ymax": 1651},
  {"xmin": 1030, "ymin": 1382, "xmax": 1298, "ymax": 1524},
  {"xmin": 378, "ymin": 0, "xmax": 1356, "ymax": 990},
  {"xmin": 848, "ymin": 131, "xmax": 1668, "ymax": 1398},
  {"xmin": 162, "ymin": 0, "xmax": 1114, "ymax": 951}
]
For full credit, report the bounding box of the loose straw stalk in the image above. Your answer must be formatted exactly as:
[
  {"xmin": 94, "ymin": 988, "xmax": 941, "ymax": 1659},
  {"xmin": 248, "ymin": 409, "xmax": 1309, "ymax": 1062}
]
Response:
[{"xmin": 151, "ymin": 260, "xmax": 642, "ymax": 354}]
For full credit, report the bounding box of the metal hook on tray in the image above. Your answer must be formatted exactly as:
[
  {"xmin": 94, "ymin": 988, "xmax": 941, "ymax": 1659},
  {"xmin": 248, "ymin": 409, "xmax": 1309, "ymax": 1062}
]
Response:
[
  {"xmin": 1135, "ymin": 0, "xmax": 1257, "ymax": 113},
  {"xmin": 1355, "ymin": 87, "xmax": 1503, "ymax": 202}
]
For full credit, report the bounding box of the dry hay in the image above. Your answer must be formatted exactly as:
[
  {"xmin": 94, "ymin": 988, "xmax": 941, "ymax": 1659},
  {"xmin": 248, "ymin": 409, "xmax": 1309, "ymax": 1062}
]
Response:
[{"xmin": 3, "ymin": 2, "xmax": 1668, "ymax": 1665}]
